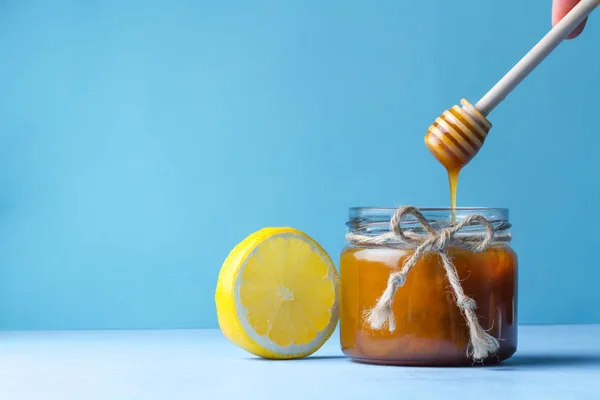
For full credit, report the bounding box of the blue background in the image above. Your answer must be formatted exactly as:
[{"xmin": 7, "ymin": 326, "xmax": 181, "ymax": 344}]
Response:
[{"xmin": 0, "ymin": 0, "xmax": 598, "ymax": 330}]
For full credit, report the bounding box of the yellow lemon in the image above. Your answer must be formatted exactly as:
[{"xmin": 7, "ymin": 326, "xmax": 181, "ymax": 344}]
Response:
[{"xmin": 215, "ymin": 227, "xmax": 339, "ymax": 359}]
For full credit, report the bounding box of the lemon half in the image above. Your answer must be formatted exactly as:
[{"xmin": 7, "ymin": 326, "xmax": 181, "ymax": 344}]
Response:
[{"xmin": 215, "ymin": 227, "xmax": 340, "ymax": 359}]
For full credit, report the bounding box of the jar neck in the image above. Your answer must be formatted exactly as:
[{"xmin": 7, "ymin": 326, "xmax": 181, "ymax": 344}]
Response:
[{"xmin": 346, "ymin": 207, "xmax": 511, "ymax": 237}]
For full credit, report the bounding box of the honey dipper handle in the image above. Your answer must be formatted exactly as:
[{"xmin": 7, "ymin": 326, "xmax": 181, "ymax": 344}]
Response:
[{"xmin": 475, "ymin": 0, "xmax": 599, "ymax": 116}]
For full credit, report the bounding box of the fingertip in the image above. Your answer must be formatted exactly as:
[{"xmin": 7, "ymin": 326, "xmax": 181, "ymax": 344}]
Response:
[
  {"xmin": 566, "ymin": 18, "xmax": 587, "ymax": 39},
  {"xmin": 552, "ymin": 0, "xmax": 587, "ymax": 39}
]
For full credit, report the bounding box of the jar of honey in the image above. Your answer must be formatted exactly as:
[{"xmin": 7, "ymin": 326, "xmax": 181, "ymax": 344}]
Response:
[{"xmin": 340, "ymin": 207, "xmax": 517, "ymax": 366}]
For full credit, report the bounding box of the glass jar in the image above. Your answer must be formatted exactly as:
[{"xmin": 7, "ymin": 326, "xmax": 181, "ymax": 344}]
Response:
[{"xmin": 340, "ymin": 207, "xmax": 517, "ymax": 366}]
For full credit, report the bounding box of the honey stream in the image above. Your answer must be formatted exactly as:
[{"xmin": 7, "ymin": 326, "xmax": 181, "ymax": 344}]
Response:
[
  {"xmin": 448, "ymin": 168, "xmax": 460, "ymax": 221},
  {"xmin": 424, "ymin": 99, "xmax": 492, "ymax": 217}
]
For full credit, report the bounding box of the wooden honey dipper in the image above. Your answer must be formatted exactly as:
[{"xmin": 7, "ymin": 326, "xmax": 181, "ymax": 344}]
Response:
[{"xmin": 425, "ymin": 0, "xmax": 599, "ymax": 210}]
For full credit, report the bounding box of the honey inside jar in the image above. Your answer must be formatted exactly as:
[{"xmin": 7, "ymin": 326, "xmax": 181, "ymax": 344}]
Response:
[{"xmin": 340, "ymin": 207, "xmax": 517, "ymax": 366}]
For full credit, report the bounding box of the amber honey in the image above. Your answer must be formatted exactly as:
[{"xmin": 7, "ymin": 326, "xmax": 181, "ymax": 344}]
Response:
[
  {"xmin": 340, "ymin": 208, "xmax": 517, "ymax": 366},
  {"xmin": 424, "ymin": 99, "xmax": 492, "ymax": 214}
]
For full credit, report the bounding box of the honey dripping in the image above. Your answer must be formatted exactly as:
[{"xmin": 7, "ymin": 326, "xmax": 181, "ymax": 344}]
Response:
[
  {"xmin": 420, "ymin": 0, "xmax": 600, "ymax": 215},
  {"xmin": 424, "ymin": 99, "xmax": 492, "ymax": 218}
]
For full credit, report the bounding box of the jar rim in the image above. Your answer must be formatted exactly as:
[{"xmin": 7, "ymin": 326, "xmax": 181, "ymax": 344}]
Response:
[
  {"xmin": 346, "ymin": 206, "xmax": 510, "ymax": 236},
  {"xmin": 349, "ymin": 206, "xmax": 508, "ymax": 213}
]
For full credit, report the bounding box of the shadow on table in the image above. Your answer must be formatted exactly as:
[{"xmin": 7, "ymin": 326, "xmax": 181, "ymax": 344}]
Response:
[
  {"xmin": 244, "ymin": 353, "xmax": 600, "ymax": 367},
  {"xmin": 495, "ymin": 353, "xmax": 600, "ymax": 370},
  {"xmin": 244, "ymin": 355, "xmax": 346, "ymax": 362}
]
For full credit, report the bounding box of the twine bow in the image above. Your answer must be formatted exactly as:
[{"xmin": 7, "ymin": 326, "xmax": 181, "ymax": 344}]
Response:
[{"xmin": 346, "ymin": 206, "xmax": 511, "ymax": 362}]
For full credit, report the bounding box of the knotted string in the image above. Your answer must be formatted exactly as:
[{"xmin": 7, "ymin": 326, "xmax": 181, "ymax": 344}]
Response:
[{"xmin": 345, "ymin": 206, "xmax": 512, "ymax": 362}]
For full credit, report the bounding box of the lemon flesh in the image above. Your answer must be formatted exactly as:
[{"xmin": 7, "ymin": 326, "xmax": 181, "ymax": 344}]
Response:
[{"xmin": 215, "ymin": 228, "xmax": 339, "ymax": 359}]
